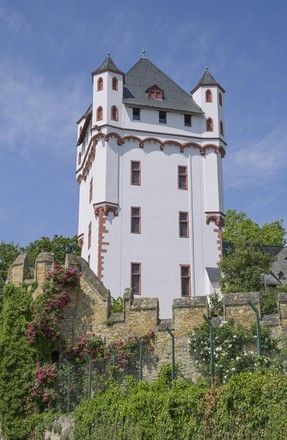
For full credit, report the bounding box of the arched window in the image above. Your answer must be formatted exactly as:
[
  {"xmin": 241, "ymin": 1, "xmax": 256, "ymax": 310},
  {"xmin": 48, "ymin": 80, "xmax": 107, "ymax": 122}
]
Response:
[
  {"xmin": 205, "ymin": 89, "xmax": 212, "ymax": 103},
  {"xmin": 78, "ymin": 151, "xmax": 82, "ymax": 165},
  {"xmin": 112, "ymin": 77, "xmax": 118, "ymax": 91},
  {"xmin": 111, "ymin": 105, "xmax": 118, "ymax": 121},
  {"xmin": 219, "ymin": 92, "xmax": 222, "ymax": 106},
  {"xmin": 96, "ymin": 106, "xmax": 103, "ymax": 121},
  {"xmin": 97, "ymin": 77, "xmax": 103, "ymax": 91},
  {"xmin": 220, "ymin": 121, "xmax": 224, "ymax": 135},
  {"xmin": 206, "ymin": 118, "xmax": 214, "ymax": 132}
]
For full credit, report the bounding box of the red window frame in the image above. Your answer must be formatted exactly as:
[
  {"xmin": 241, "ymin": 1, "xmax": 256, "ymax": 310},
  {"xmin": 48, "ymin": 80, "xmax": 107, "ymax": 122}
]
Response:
[
  {"xmin": 97, "ymin": 77, "xmax": 103, "ymax": 91},
  {"xmin": 205, "ymin": 89, "xmax": 212, "ymax": 102},
  {"xmin": 179, "ymin": 212, "xmax": 189, "ymax": 238},
  {"xmin": 131, "ymin": 207, "xmax": 141, "ymax": 234},
  {"xmin": 206, "ymin": 118, "xmax": 214, "ymax": 132},
  {"xmin": 88, "ymin": 222, "xmax": 92, "ymax": 249},
  {"xmin": 180, "ymin": 265, "xmax": 190, "ymax": 297},
  {"xmin": 96, "ymin": 106, "xmax": 103, "ymax": 121},
  {"xmin": 111, "ymin": 105, "xmax": 118, "ymax": 121},
  {"xmin": 89, "ymin": 178, "xmax": 93, "ymax": 203},
  {"xmin": 112, "ymin": 77, "xmax": 118, "ymax": 91},
  {"xmin": 131, "ymin": 263, "xmax": 141, "ymax": 294},
  {"xmin": 131, "ymin": 161, "xmax": 141, "ymax": 185},
  {"xmin": 178, "ymin": 165, "xmax": 188, "ymax": 190}
]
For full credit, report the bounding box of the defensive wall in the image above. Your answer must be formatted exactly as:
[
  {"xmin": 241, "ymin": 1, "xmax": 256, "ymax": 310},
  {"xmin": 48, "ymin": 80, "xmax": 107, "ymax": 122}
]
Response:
[{"xmin": 8, "ymin": 252, "xmax": 287, "ymax": 381}]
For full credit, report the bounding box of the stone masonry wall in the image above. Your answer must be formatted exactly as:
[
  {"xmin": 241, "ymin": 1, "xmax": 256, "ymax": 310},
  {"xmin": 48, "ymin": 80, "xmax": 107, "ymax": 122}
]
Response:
[{"xmin": 7, "ymin": 253, "xmax": 287, "ymax": 381}]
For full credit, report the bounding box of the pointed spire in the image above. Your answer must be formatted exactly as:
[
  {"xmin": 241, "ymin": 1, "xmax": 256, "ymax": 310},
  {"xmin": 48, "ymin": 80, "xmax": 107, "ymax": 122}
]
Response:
[
  {"xmin": 191, "ymin": 67, "xmax": 225, "ymax": 94},
  {"xmin": 92, "ymin": 53, "xmax": 124, "ymax": 76}
]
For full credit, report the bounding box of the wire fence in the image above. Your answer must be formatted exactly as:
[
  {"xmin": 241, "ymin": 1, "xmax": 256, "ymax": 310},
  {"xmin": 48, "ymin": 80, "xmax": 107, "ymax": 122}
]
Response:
[{"xmin": 55, "ymin": 349, "xmax": 160, "ymax": 413}]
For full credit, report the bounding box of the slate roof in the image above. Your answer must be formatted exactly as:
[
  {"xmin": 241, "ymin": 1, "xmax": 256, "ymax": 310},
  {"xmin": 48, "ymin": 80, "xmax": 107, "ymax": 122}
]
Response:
[
  {"xmin": 123, "ymin": 57, "xmax": 203, "ymax": 114},
  {"xmin": 206, "ymin": 267, "xmax": 221, "ymax": 283},
  {"xmin": 191, "ymin": 67, "xmax": 225, "ymax": 94},
  {"xmin": 92, "ymin": 53, "xmax": 124, "ymax": 76}
]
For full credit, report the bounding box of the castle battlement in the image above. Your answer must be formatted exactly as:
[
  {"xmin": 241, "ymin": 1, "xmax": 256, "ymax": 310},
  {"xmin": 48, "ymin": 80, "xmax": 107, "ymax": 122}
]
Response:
[{"xmin": 8, "ymin": 252, "xmax": 287, "ymax": 380}]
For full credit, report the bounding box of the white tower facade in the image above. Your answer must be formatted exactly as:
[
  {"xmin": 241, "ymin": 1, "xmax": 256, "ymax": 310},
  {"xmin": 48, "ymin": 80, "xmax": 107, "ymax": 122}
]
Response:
[{"xmin": 76, "ymin": 54, "xmax": 226, "ymax": 317}]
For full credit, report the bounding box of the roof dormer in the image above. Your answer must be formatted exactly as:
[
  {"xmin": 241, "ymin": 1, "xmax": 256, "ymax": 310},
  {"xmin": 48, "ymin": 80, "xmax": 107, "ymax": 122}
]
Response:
[{"xmin": 146, "ymin": 84, "xmax": 164, "ymax": 100}]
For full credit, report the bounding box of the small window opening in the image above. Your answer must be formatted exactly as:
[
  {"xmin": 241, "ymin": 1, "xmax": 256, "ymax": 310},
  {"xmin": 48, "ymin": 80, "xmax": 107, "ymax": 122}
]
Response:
[
  {"xmin": 112, "ymin": 77, "xmax": 118, "ymax": 91},
  {"xmin": 206, "ymin": 89, "xmax": 212, "ymax": 102},
  {"xmin": 132, "ymin": 108, "xmax": 140, "ymax": 121},
  {"xmin": 184, "ymin": 114, "xmax": 191, "ymax": 127},
  {"xmin": 159, "ymin": 111, "xmax": 166, "ymax": 124},
  {"xmin": 97, "ymin": 106, "xmax": 103, "ymax": 121},
  {"xmin": 97, "ymin": 77, "xmax": 103, "ymax": 91},
  {"xmin": 206, "ymin": 118, "xmax": 214, "ymax": 132}
]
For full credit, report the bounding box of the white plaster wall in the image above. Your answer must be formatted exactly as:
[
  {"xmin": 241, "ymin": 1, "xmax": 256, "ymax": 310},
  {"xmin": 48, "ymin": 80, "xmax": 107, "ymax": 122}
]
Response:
[{"xmin": 122, "ymin": 106, "xmax": 204, "ymax": 137}]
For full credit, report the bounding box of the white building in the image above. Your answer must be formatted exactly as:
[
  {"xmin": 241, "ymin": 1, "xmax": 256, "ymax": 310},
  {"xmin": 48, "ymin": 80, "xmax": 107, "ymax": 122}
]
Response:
[{"xmin": 76, "ymin": 53, "xmax": 226, "ymax": 318}]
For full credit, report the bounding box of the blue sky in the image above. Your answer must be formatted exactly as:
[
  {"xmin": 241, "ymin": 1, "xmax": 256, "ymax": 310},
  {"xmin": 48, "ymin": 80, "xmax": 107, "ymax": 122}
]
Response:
[{"xmin": 0, "ymin": 0, "xmax": 286, "ymax": 246}]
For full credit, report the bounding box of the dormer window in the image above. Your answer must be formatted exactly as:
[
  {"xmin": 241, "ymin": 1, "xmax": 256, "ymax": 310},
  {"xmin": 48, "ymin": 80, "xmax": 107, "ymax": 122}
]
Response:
[
  {"xmin": 147, "ymin": 85, "xmax": 164, "ymax": 100},
  {"xmin": 184, "ymin": 114, "xmax": 192, "ymax": 127}
]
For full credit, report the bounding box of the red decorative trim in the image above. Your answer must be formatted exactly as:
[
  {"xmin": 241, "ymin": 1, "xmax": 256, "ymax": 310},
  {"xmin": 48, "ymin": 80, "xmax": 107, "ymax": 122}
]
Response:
[
  {"xmin": 95, "ymin": 202, "xmax": 118, "ymax": 280},
  {"xmin": 93, "ymin": 202, "xmax": 119, "ymax": 217},
  {"xmin": 77, "ymin": 233, "xmax": 84, "ymax": 248},
  {"xmin": 75, "ymin": 133, "xmax": 226, "ymax": 183},
  {"xmin": 206, "ymin": 213, "xmax": 224, "ymax": 260},
  {"xmin": 205, "ymin": 213, "xmax": 225, "ymax": 228},
  {"xmin": 214, "ymin": 227, "xmax": 223, "ymax": 260}
]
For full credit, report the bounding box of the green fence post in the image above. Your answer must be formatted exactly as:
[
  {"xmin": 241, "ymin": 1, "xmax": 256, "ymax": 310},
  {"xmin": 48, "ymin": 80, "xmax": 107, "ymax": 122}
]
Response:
[
  {"xmin": 203, "ymin": 315, "xmax": 215, "ymax": 384},
  {"xmin": 166, "ymin": 327, "xmax": 175, "ymax": 381},
  {"xmin": 247, "ymin": 300, "xmax": 262, "ymax": 356},
  {"xmin": 84, "ymin": 354, "xmax": 92, "ymax": 400},
  {"xmin": 136, "ymin": 337, "xmax": 143, "ymax": 381},
  {"xmin": 62, "ymin": 359, "xmax": 72, "ymax": 413}
]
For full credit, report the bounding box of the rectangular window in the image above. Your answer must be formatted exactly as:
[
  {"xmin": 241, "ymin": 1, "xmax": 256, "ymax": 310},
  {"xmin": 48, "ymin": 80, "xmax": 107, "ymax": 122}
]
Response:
[
  {"xmin": 179, "ymin": 212, "xmax": 189, "ymax": 237},
  {"xmin": 180, "ymin": 265, "xmax": 190, "ymax": 297},
  {"xmin": 184, "ymin": 114, "xmax": 192, "ymax": 127},
  {"xmin": 131, "ymin": 263, "xmax": 141, "ymax": 294},
  {"xmin": 131, "ymin": 161, "xmax": 141, "ymax": 185},
  {"xmin": 131, "ymin": 207, "xmax": 141, "ymax": 233},
  {"xmin": 89, "ymin": 178, "xmax": 93, "ymax": 203},
  {"xmin": 159, "ymin": 111, "xmax": 166, "ymax": 124},
  {"xmin": 132, "ymin": 107, "xmax": 140, "ymax": 121},
  {"xmin": 178, "ymin": 166, "xmax": 188, "ymax": 190},
  {"xmin": 88, "ymin": 222, "xmax": 92, "ymax": 249}
]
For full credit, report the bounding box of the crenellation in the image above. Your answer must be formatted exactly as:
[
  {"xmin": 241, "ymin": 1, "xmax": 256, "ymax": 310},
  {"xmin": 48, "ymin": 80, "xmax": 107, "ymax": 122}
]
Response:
[{"xmin": 6, "ymin": 252, "xmax": 287, "ymax": 381}]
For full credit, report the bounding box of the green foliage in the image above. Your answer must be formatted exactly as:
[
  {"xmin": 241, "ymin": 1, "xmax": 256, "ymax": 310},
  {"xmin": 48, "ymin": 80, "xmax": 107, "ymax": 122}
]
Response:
[
  {"xmin": 0, "ymin": 236, "xmax": 80, "ymax": 311},
  {"xmin": 201, "ymin": 371, "xmax": 287, "ymax": 439},
  {"xmin": 189, "ymin": 320, "xmax": 277, "ymax": 383},
  {"xmin": 209, "ymin": 291, "xmax": 223, "ymax": 317},
  {"xmin": 111, "ymin": 296, "xmax": 123, "ymax": 313},
  {"xmin": 74, "ymin": 370, "xmax": 287, "ymax": 439},
  {"xmin": 260, "ymin": 288, "xmax": 278, "ymax": 315},
  {"xmin": 74, "ymin": 371, "xmax": 207, "ymax": 440},
  {"xmin": 0, "ymin": 241, "xmax": 23, "ymax": 308},
  {"xmin": 223, "ymin": 209, "xmax": 286, "ymax": 247},
  {"xmin": 0, "ymin": 284, "xmax": 37, "ymax": 440},
  {"xmin": 25, "ymin": 235, "xmax": 80, "ymax": 267},
  {"xmin": 221, "ymin": 210, "xmax": 286, "ymax": 294},
  {"xmin": 219, "ymin": 244, "xmax": 273, "ymax": 293}
]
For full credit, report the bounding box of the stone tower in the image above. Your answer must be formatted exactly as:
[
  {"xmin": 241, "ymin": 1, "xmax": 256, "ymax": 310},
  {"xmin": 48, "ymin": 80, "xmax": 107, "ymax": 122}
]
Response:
[{"xmin": 76, "ymin": 53, "xmax": 226, "ymax": 317}]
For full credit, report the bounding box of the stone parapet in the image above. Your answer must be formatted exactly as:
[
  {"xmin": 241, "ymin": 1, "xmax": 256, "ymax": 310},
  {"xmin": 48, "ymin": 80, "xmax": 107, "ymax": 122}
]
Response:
[{"xmin": 223, "ymin": 292, "xmax": 260, "ymax": 326}]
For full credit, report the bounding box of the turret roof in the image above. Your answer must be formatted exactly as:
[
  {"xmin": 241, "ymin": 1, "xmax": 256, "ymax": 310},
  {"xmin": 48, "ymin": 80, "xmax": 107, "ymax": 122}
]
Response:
[
  {"xmin": 123, "ymin": 57, "xmax": 203, "ymax": 114},
  {"xmin": 92, "ymin": 53, "xmax": 124, "ymax": 76},
  {"xmin": 191, "ymin": 67, "xmax": 225, "ymax": 94}
]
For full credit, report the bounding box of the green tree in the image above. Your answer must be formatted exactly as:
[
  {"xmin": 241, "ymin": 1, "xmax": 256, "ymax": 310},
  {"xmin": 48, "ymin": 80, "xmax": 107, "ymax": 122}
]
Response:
[
  {"xmin": 223, "ymin": 209, "xmax": 286, "ymax": 247},
  {"xmin": 0, "ymin": 242, "xmax": 23, "ymax": 308},
  {"xmin": 0, "ymin": 236, "xmax": 80, "ymax": 309},
  {"xmin": 24, "ymin": 235, "xmax": 80, "ymax": 267},
  {"xmin": 220, "ymin": 210, "xmax": 286, "ymax": 294}
]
